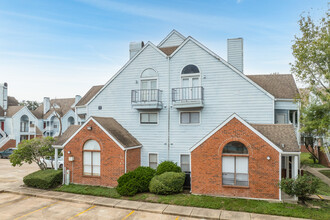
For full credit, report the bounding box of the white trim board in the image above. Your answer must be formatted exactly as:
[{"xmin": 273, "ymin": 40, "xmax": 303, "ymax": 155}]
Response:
[
  {"xmin": 60, "ymin": 116, "xmax": 142, "ymax": 151},
  {"xmin": 189, "ymin": 113, "xmax": 283, "ymax": 153}
]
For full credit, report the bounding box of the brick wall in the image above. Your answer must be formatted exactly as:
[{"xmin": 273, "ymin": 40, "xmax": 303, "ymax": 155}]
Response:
[
  {"xmin": 126, "ymin": 148, "xmax": 141, "ymax": 172},
  {"xmin": 319, "ymin": 150, "xmax": 330, "ymax": 168},
  {"xmin": 64, "ymin": 120, "xmax": 140, "ymax": 187},
  {"xmin": 191, "ymin": 118, "xmax": 280, "ymax": 200},
  {"xmin": 0, "ymin": 139, "xmax": 16, "ymax": 151}
]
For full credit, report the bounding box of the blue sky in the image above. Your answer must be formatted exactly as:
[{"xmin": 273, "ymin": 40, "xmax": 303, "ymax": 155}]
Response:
[{"xmin": 0, "ymin": 0, "xmax": 328, "ymax": 101}]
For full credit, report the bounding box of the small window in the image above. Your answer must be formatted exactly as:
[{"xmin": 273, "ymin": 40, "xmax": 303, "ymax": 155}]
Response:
[
  {"xmin": 182, "ymin": 65, "xmax": 200, "ymax": 74},
  {"xmin": 140, "ymin": 113, "xmax": 157, "ymax": 124},
  {"xmin": 180, "ymin": 112, "xmax": 200, "ymax": 124},
  {"xmin": 223, "ymin": 141, "xmax": 248, "ymax": 154},
  {"xmin": 98, "ymin": 106, "xmax": 102, "ymax": 110},
  {"xmin": 149, "ymin": 153, "xmax": 158, "ymax": 169},
  {"xmin": 180, "ymin": 155, "xmax": 190, "ymax": 172}
]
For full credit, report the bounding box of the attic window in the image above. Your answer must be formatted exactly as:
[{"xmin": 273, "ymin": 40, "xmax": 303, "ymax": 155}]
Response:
[
  {"xmin": 182, "ymin": 65, "xmax": 199, "ymax": 74},
  {"xmin": 98, "ymin": 106, "xmax": 102, "ymax": 110}
]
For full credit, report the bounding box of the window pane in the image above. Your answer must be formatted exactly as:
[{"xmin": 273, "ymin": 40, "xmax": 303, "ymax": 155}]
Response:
[
  {"xmin": 93, "ymin": 152, "xmax": 101, "ymax": 166},
  {"xmin": 149, "ymin": 154, "xmax": 157, "ymax": 163},
  {"xmin": 150, "ymin": 80, "xmax": 157, "ymax": 89},
  {"xmin": 150, "ymin": 162, "xmax": 157, "ymax": 169},
  {"xmin": 181, "ymin": 113, "xmax": 190, "ymax": 124},
  {"xmin": 84, "ymin": 140, "xmax": 100, "ymax": 150},
  {"xmin": 236, "ymin": 174, "xmax": 249, "ymax": 186},
  {"xmin": 222, "ymin": 173, "xmax": 234, "ymax": 185},
  {"xmin": 222, "ymin": 157, "xmax": 235, "ymax": 173},
  {"xmin": 181, "ymin": 155, "xmax": 190, "ymax": 172},
  {"xmin": 141, "ymin": 69, "xmax": 157, "ymax": 78},
  {"xmin": 83, "ymin": 165, "xmax": 92, "ymax": 175},
  {"xmin": 149, "ymin": 113, "xmax": 157, "ymax": 123},
  {"xmin": 181, "ymin": 164, "xmax": 190, "ymax": 172},
  {"xmin": 236, "ymin": 157, "xmax": 248, "ymax": 174},
  {"xmin": 140, "ymin": 113, "xmax": 149, "ymax": 123},
  {"xmin": 84, "ymin": 152, "xmax": 92, "ymax": 165},
  {"xmin": 190, "ymin": 112, "xmax": 200, "ymax": 123},
  {"xmin": 223, "ymin": 141, "xmax": 248, "ymax": 154},
  {"xmin": 182, "ymin": 65, "xmax": 200, "ymax": 74}
]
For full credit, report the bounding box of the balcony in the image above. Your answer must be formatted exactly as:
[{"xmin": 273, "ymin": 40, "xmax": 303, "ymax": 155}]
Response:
[
  {"xmin": 131, "ymin": 89, "xmax": 163, "ymax": 110},
  {"xmin": 172, "ymin": 86, "xmax": 204, "ymax": 108}
]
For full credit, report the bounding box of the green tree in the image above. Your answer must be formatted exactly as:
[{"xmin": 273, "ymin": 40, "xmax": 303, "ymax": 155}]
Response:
[
  {"xmin": 291, "ymin": 11, "xmax": 330, "ymax": 159},
  {"xmin": 10, "ymin": 137, "xmax": 55, "ymax": 170},
  {"xmin": 19, "ymin": 100, "xmax": 40, "ymax": 111}
]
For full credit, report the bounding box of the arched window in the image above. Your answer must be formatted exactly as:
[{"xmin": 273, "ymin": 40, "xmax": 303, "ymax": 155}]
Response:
[
  {"xmin": 20, "ymin": 115, "xmax": 29, "ymax": 132},
  {"xmin": 68, "ymin": 117, "xmax": 75, "ymax": 126},
  {"xmin": 222, "ymin": 141, "xmax": 248, "ymax": 186},
  {"xmin": 83, "ymin": 140, "xmax": 101, "ymax": 176},
  {"xmin": 181, "ymin": 64, "xmax": 200, "ymax": 74},
  {"xmin": 140, "ymin": 68, "xmax": 158, "ymax": 101}
]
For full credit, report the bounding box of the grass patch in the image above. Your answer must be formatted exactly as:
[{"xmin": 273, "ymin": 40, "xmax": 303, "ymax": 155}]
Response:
[
  {"xmin": 55, "ymin": 184, "xmax": 120, "ymax": 198},
  {"xmin": 301, "ymin": 153, "xmax": 326, "ymax": 168},
  {"xmin": 304, "ymin": 171, "xmax": 330, "ymax": 196},
  {"xmin": 54, "ymin": 184, "xmax": 330, "ymax": 219},
  {"xmin": 319, "ymin": 170, "xmax": 330, "ymax": 179}
]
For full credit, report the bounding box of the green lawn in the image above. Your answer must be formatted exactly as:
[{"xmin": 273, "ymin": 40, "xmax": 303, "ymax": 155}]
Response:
[
  {"xmin": 55, "ymin": 184, "xmax": 329, "ymax": 220},
  {"xmin": 304, "ymin": 171, "xmax": 330, "ymax": 196},
  {"xmin": 319, "ymin": 170, "xmax": 330, "ymax": 179},
  {"xmin": 300, "ymin": 152, "xmax": 326, "ymax": 168}
]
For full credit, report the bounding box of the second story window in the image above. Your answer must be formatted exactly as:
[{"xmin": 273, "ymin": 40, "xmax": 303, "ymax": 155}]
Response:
[
  {"xmin": 140, "ymin": 68, "xmax": 158, "ymax": 101},
  {"xmin": 180, "ymin": 112, "xmax": 200, "ymax": 124},
  {"xmin": 140, "ymin": 113, "xmax": 158, "ymax": 124}
]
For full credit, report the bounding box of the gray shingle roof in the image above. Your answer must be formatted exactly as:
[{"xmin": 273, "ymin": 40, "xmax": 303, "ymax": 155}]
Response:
[
  {"xmin": 76, "ymin": 85, "xmax": 103, "ymax": 106},
  {"xmin": 251, "ymin": 123, "xmax": 299, "ymax": 152},
  {"xmin": 33, "ymin": 98, "xmax": 75, "ymax": 119},
  {"xmin": 159, "ymin": 46, "xmax": 179, "ymax": 56},
  {"xmin": 247, "ymin": 74, "xmax": 299, "ymax": 99},
  {"xmin": 55, "ymin": 125, "xmax": 81, "ymax": 145}
]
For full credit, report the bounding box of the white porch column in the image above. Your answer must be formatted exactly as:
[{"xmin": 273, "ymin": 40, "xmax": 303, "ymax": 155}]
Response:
[
  {"xmin": 54, "ymin": 147, "xmax": 58, "ymax": 170},
  {"xmin": 292, "ymin": 155, "xmax": 299, "ymax": 179}
]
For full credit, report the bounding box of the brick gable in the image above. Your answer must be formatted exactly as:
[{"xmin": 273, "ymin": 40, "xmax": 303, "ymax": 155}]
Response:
[{"xmin": 191, "ymin": 117, "xmax": 280, "ymax": 200}]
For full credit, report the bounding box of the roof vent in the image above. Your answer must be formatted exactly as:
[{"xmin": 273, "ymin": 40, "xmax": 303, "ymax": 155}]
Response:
[{"xmin": 281, "ymin": 143, "xmax": 285, "ymax": 148}]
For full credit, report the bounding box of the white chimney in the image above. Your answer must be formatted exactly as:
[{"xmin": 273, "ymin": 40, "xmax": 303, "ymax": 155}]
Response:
[
  {"xmin": 129, "ymin": 41, "xmax": 144, "ymax": 59},
  {"xmin": 74, "ymin": 95, "xmax": 81, "ymax": 106},
  {"xmin": 43, "ymin": 97, "xmax": 50, "ymax": 114},
  {"xmin": 0, "ymin": 83, "xmax": 8, "ymax": 110},
  {"xmin": 227, "ymin": 38, "xmax": 243, "ymax": 73}
]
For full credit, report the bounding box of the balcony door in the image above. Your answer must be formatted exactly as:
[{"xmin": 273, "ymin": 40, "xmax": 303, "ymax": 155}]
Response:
[
  {"xmin": 182, "ymin": 76, "xmax": 200, "ymax": 100},
  {"xmin": 140, "ymin": 68, "xmax": 158, "ymax": 102}
]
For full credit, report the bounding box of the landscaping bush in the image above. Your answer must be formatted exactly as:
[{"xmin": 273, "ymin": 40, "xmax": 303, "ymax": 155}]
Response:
[
  {"xmin": 280, "ymin": 175, "xmax": 320, "ymax": 202},
  {"xmin": 116, "ymin": 166, "xmax": 155, "ymax": 196},
  {"xmin": 149, "ymin": 172, "xmax": 185, "ymax": 195},
  {"xmin": 23, "ymin": 169, "xmax": 62, "ymax": 189},
  {"xmin": 155, "ymin": 161, "xmax": 181, "ymax": 175}
]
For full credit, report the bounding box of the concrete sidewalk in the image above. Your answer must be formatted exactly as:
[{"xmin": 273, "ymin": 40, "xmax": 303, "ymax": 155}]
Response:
[
  {"xmin": 302, "ymin": 165, "xmax": 330, "ymax": 186},
  {"xmin": 0, "ymin": 186, "xmax": 306, "ymax": 220}
]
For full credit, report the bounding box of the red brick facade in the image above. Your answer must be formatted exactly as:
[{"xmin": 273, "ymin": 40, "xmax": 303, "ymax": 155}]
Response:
[
  {"xmin": 0, "ymin": 139, "xmax": 16, "ymax": 151},
  {"xmin": 64, "ymin": 120, "xmax": 141, "ymax": 187},
  {"xmin": 191, "ymin": 118, "xmax": 280, "ymax": 200}
]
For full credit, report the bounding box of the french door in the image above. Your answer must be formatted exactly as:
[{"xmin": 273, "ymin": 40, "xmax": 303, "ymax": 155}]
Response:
[
  {"xmin": 141, "ymin": 79, "xmax": 157, "ymax": 101},
  {"xmin": 181, "ymin": 77, "xmax": 200, "ymax": 100}
]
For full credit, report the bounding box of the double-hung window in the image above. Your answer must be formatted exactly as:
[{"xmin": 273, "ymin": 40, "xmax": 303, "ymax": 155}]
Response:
[
  {"xmin": 222, "ymin": 141, "xmax": 248, "ymax": 186},
  {"xmin": 83, "ymin": 140, "xmax": 101, "ymax": 176},
  {"xmin": 180, "ymin": 112, "xmax": 200, "ymax": 124},
  {"xmin": 149, "ymin": 153, "xmax": 158, "ymax": 169},
  {"xmin": 180, "ymin": 155, "xmax": 190, "ymax": 172},
  {"xmin": 140, "ymin": 113, "xmax": 157, "ymax": 124}
]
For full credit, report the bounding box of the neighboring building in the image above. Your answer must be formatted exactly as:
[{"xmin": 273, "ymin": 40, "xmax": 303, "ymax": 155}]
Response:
[
  {"xmin": 32, "ymin": 96, "xmax": 84, "ymax": 137},
  {"xmin": 0, "ymin": 83, "xmax": 42, "ymax": 150},
  {"xmin": 56, "ymin": 30, "xmax": 300, "ymax": 200}
]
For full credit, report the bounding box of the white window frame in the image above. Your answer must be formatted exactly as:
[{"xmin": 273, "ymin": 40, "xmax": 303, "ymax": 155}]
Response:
[
  {"xmin": 149, "ymin": 153, "xmax": 158, "ymax": 169},
  {"xmin": 140, "ymin": 112, "xmax": 158, "ymax": 125},
  {"xmin": 179, "ymin": 111, "xmax": 201, "ymax": 125},
  {"xmin": 180, "ymin": 64, "xmax": 202, "ymax": 87},
  {"xmin": 83, "ymin": 140, "xmax": 101, "ymax": 177},
  {"xmin": 180, "ymin": 154, "xmax": 190, "ymax": 173},
  {"xmin": 222, "ymin": 155, "xmax": 249, "ymax": 187}
]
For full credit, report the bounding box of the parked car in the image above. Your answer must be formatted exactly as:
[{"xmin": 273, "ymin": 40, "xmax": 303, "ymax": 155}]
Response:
[
  {"xmin": 40, "ymin": 156, "xmax": 64, "ymax": 169},
  {"xmin": 0, "ymin": 148, "xmax": 17, "ymax": 159}
]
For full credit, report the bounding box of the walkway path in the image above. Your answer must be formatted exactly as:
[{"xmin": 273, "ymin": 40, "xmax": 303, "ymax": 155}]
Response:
[{"xmin": 302, "ymin": 165, "xmax": 330, "ymax": 187}]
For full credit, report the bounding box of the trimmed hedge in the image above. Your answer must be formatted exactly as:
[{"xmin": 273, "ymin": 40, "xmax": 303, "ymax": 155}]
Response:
[
  {"xmin": 155, "ymin": 161, "xmax": 181, "ymax": 175},
  {"xmin": 23, "ymin": 169, "xmax": 62, "ymax": 189},
  {"xmin": 116, "ymin": 166, "xmax": 155, "ymax": 196},
  {"xmin": 149, "ymin": 172, "xmax": 185, "ymax": 195}
]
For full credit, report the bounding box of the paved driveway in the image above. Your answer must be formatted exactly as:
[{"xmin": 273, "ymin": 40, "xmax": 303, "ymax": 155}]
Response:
[
  {"xmin": 0, "ymin": 159, "xmax": 200, "ymax": 219},
  {"xmin": 0, "ymin": 159, "xmax": 39, "ymax": 190}
]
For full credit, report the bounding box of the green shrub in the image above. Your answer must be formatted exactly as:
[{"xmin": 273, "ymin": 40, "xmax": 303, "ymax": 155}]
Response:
[
  {"xmin": 149, "ymin": 172, "xmax": 185, "ymax": 195},
  {"xmin": 116, "ymin": 166, "xmax": 155, "ymax": 196},
  {"xmin": 155, "ymin": 161, "xmax": 181, "ymax": 175},
  {"xmin": 23, "ymin": 169, "xmax": 62, "ymax": 189},
  {"xmin": 279, "ymin": 175, "xmax": 320, "ymax": 202}
]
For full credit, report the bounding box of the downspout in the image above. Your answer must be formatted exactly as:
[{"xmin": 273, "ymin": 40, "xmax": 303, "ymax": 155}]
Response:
[
  {"xmin": 167, "ymin": 56, "xmax": 171, "ymax": 160},
  {"xmin": 125, "ymin": 149, "xmax": 127, "ymax": 173}
]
